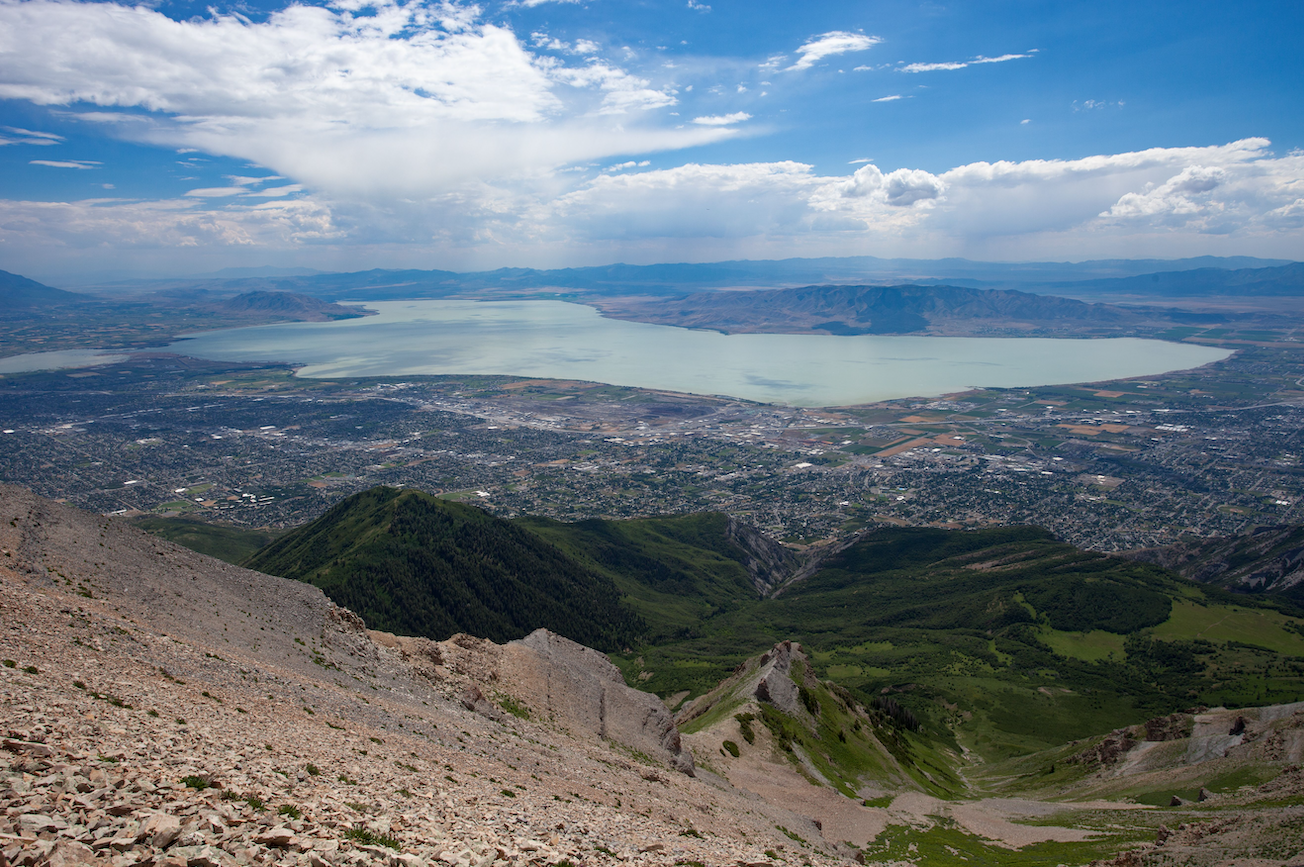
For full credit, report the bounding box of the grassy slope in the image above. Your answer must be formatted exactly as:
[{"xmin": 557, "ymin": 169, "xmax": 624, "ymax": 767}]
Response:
[
  {"xmin": 132, "ymin": 516, "xmax": 282, "ymax": 565},
  {"xmin": 615, "ymin": 526, "xmax": 1304, "ymax": 761},
  {"xmin": 243, "ymin": 486, "xmax": 644, "ymax": 651}
]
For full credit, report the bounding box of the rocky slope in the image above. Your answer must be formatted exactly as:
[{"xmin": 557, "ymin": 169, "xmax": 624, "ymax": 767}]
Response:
[
  {"xmin": 1129, "ymin": 524, "xmax": 1304, "ymax": 599},
  {"xmin": 0, "ymin": 483, "xmax": 848, "ymax": 867}
]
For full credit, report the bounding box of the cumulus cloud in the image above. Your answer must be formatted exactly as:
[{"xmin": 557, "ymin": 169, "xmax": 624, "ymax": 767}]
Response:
[
  {"xmin": 691, "ymin": 112, "xmax": 751, "ymax": 126},
  {"xmin": 552, "ymin": 162, "xmax": 830, "ymax": 239},
  {"xmin": 900, "ymin": 53, "xmax": 1033, "ymax": 73},
  {"xmin": 787, "ymin": 31, "xmax": 881, "ymax": 72},
  {"xmin": 0, "ymin": 0, "xmax": 724, "ymax": 198},
  {"xmin": 838, "ymin": 164, "xmax": 945, "ymax": 206},
  {"xmin": 803, "ymin": 137, "xmax": 1304, "ymax": 255}
]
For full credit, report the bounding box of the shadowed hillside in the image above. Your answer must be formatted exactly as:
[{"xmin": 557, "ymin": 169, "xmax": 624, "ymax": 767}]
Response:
[{"xmin": 243, "ymin": 486, "xmax": 645, "ymax": 651}]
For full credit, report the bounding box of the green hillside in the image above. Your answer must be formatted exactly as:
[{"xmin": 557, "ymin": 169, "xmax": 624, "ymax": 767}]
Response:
[
  {"xmin": 243, "ymin": 486, "xmax": 643, "ymax": 650},
  {"xmin": 235, "ymin": 492, "xmax": 1304, "ymax": 763},
  {"xmin": 613, "ymin": 525, "xmax": 1304, "ymax": 759},
  {"xmin": 514, "ymin": 512, "xmax": 793, "ymax": 638},
  {"xmin": 133, "ymin": 516, "xmax": 283, "ymax": 565}
]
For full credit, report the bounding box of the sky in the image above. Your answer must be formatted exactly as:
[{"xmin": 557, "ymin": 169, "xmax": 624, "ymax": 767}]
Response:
[{"xmin": 0, "ymin": 0, "xmax": 1302, "ymax": 283}]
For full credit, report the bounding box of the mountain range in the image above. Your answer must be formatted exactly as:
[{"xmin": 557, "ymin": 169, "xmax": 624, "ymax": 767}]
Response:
[
  {"xmin": 6, "ymin": 480, "xmax": 1304, "ymax": 865},
  {"xmin": 229, "ymin": 486, "xmax": 1304, "ymax": 756}
]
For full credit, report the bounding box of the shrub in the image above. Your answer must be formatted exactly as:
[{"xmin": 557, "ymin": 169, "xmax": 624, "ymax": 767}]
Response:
[
  {"xmin": 343, "ymin": 828, "xmax": 399, "ymax": 850},
  {"xmin": 734, "ymin": 713, "xmax": 756, "ymax": 744}
]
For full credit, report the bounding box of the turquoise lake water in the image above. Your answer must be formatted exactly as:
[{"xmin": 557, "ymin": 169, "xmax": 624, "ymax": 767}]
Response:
[{"xmin": 156, "ymin": 300, "xmax": 1232, "ymax": 406}]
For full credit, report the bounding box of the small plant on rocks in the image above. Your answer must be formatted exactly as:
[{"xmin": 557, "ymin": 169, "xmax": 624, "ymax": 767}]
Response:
[{"xmin": 343, "ymin": 828, "xmax": 400, "ymax": 850}]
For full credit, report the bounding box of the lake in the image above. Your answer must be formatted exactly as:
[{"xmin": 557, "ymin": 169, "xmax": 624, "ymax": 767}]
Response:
[
  {"xmin": 155, "ymin": 300, "xmax": 1231, "ymax": 406},
  {"xmin": 0, "ymin": 349, "xmax": 129, "ymax": 374}
]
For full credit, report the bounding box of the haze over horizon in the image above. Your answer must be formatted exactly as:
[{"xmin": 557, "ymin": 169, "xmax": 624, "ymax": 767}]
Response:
[{"xmin": 0, "ymin": 0, "xmax": 1301, "ymax": 283}]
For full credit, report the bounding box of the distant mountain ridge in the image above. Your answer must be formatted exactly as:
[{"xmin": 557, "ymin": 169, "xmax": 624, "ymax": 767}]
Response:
[
  {"xmin": 600, "ymin": 282, "xmax": 1158, "ymax": 336},
  {"xmin": 1037, "ymin": 261, "xmax": 1304, "ymax": 298},
  {"xmin": 0, "ymin": 269, "xmax": 93, "ymax": 313},
  {"xmin": 65, "ymin": 254, "xmax": 1296, "ymax": 301}
]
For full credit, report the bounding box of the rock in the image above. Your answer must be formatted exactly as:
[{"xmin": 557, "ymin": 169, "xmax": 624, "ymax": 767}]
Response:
[
  {"xmin": 1168, "ymin": 795, "xmax": 1183, "ymax": 807},
  {"xmin": 170, "ymin": 844, "xmax": 235, "ymax": 867},
  {"xmin": 1155, "ymin": 824, "xmax": 1170, "ymax": 845},
  {"xmin": 17, "ymin": 813, "xmax": 64, "ymax": 833},
  {"xmin": 46, "ymin": 840, "xmax": 96, "ymax": 867},
  {"xmin": 1197, "ymin": 787, "xmax": 1212, "ymax": 802},
  {"xmin": 502, "ymin": 630, "xmax": 695, "ymax": 776},
  {"xmin": 1143, "ymin": 713, "xmax": 1193, "ymax": 742},
  {"xmin": 140, "ymin": 813, "xmax": 183, "ymax": 849},
  {"xmin": 677, "ymin": 640, "xmax": 812, "ymax": 731},
  {"xmin": 2, "ymin": 739, "xmax": 54, "ymax": 758},
  {"xmin": 254, "ymin": 828, "xmax": 298, "ymax": 849},
  {"xmin": 458, "ymin": 686, "xmax": 503, "ymax": 723}
]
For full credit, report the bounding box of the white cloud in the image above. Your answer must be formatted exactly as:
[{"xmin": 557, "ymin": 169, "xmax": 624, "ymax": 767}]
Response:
[
  {"xmin": 1, "ymin": 126, "xmax": 63, "ymax": 145},
  {"xmin": 787, "ymin": 31, "xmax": 881, "ymax": 72},
  {"xmin": 0, "ymin": 0, "xmax": 723, "ymax": 199},
  {"xmin": 691, "ymin": 112, "xmax": 751, "ymax": 126},
  {"xmin": 552, "ymin": 162, "xmax": 828, "ymax": 239},
  {"xmin": 686, "ymin": 0, "xmax": 710, "ymax": 11},
  {"xmin": 836, "ymin": 163, "xmax": 945, "ymax": 206},
  {"xmin": 871, "ymin": 95, "xmax": 902, "ymax": 103},
  {"xmin": 185, "ymin": 186, "xmax": 251, "ymax": 197},
  {"xmin": 5, "ymin": 139, "xmax": 1303, "ymax": 278},
  {"xmin": 244, "ymin": 184, "xmax": 305, "ymax": 198},
  {"xmin": 29, "ymin": 158, "xmax": 98, "ymax": 168},
  {"xmin": 900, "ymin": 53, "xmax": 1032, "ymax": 73},
  {"xmin": 0, "ymin": 196, "xmax": 342, "ymax": 257}
]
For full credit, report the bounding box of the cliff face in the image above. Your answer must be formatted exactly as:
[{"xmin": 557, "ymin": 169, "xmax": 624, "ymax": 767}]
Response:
[
  {"xmin": 676, "ymin": 639, "xmax": 818, "ymax": 731},
  {"xmin": 1129, "ymin": 525, "xmax": 1304, "ymax": 597},
  {"xmin": 377, "ymin": 629, "xmax": 694, "ymax": 776}
]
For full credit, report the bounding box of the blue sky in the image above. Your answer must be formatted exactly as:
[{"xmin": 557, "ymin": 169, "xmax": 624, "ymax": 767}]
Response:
[{"xmin": 0, "ymin": 0, "xmax": 1301, "ymax": 282}]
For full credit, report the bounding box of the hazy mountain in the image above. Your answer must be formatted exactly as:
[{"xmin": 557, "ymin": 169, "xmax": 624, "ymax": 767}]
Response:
[
  {"xmin": 599, "ymin": 283, "xmax": 1160, "ymax": 335},
  {"xmin": 218, "ymin": 290, "xmax": 371, "ymax": 321},
  {"xmin": 1032, "ymin": 261, "xmax": 1304, "ymax": 297},
  {"xmin": 0, "ymin": 269, "xmax": 93, "ymax": 313},
  {"xmin": 66, "ymin": 255, "xmax": 1296, "ymax": 301}
]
